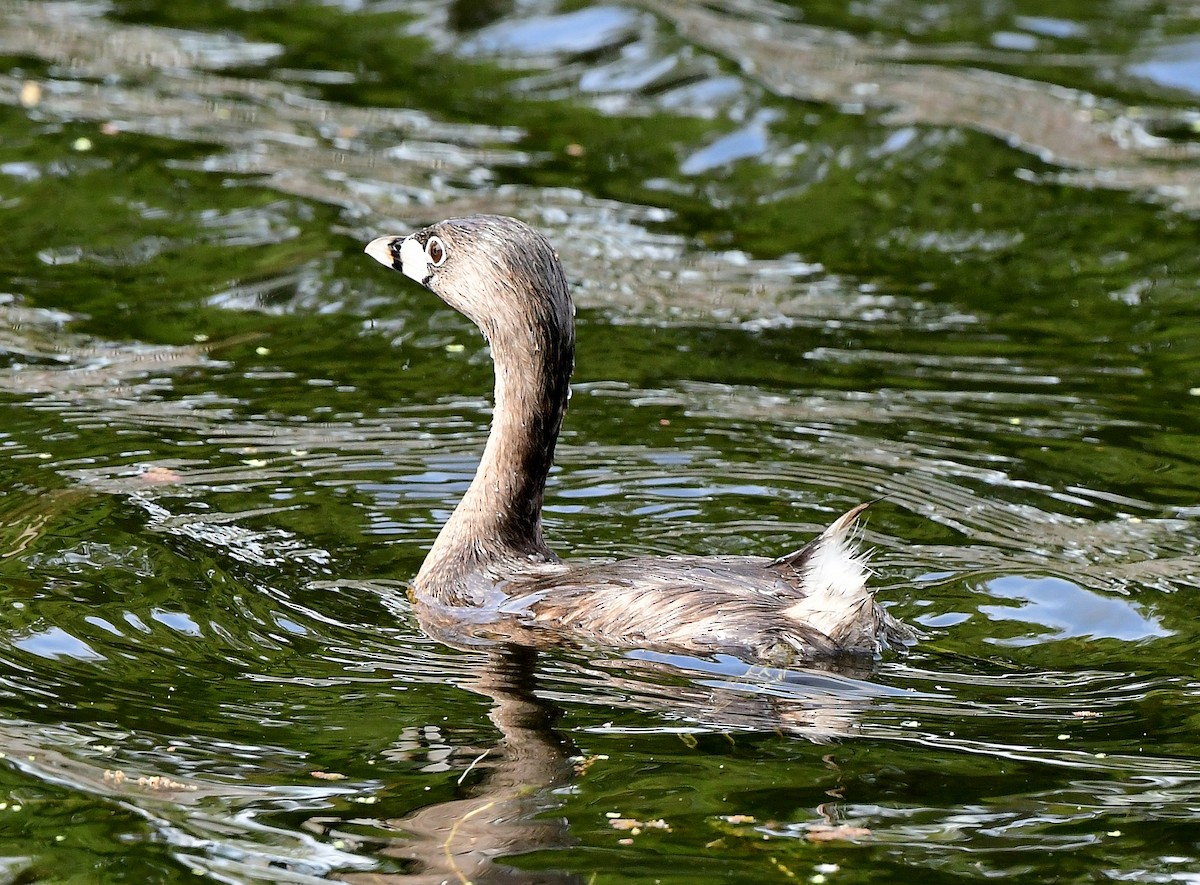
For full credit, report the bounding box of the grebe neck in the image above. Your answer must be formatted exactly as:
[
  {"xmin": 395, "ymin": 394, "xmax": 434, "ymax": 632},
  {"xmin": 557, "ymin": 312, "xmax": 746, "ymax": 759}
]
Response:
[{"xmin": 416, "ymin": 309, "xmax": 574, "ymax": 589}]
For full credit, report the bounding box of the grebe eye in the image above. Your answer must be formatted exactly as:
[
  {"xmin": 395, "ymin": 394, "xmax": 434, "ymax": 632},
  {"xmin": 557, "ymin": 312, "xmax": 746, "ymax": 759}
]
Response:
[{"xmin": 426, "ymin": 236, "xmax": 447, "ymax": 266}]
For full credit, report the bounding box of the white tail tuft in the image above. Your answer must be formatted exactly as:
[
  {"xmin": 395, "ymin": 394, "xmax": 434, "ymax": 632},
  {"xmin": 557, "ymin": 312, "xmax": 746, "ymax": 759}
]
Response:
[{"xmin": 782, "ymin": 505, "xmax": 874, "ymax": 643}]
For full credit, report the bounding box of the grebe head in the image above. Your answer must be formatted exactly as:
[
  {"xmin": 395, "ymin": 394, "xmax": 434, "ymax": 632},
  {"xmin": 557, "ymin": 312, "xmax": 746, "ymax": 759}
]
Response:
[{"xmin": 365, "ymin": 215, "xmax": 573, "ymax": 345}]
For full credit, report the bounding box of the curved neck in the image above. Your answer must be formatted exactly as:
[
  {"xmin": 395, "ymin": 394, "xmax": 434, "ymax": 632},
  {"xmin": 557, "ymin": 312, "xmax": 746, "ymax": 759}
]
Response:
[{"xmin": 416, "ymin": 316, "xmax": 574, "ymax": 597}]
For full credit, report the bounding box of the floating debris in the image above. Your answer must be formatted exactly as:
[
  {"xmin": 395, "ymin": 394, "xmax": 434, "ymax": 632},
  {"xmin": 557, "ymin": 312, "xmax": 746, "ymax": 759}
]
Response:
[
  {"xmin": 139, "ymin": 465, "xmax": 183, "ymax": 484},
  {"xmin": 805, "ymin": 824, "xmax": 872, "ymax": 842},
  {"xmin": 571, "ymin": 753, "xmax": 609, "ymax": 775},
  {"xmin": 607, "ymin": 817, "xmax": 671, "ymax": 835}
]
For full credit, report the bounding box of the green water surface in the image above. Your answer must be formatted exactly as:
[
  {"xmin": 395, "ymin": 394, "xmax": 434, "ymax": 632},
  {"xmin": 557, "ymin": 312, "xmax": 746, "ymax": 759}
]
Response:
[{"xmin": 0, "ymin": 1, "xmax": 1199, "ymax": 882}]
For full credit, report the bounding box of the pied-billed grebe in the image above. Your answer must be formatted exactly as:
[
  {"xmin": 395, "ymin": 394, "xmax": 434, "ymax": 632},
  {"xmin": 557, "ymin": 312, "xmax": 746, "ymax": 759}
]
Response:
[{"xmin": 366, "ymin": 215, "xmax": 912, "ymax": 665}]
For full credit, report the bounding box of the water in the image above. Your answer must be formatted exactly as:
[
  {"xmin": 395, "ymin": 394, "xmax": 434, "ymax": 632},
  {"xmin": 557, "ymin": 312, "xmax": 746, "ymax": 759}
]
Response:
[{"xmin": 1, "ymin": 0, "xmax": 1200, "ymax": 881}]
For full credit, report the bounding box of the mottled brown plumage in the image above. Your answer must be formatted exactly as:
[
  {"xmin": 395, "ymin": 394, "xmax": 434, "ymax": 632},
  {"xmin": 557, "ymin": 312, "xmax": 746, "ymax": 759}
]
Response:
[{"xmin": 366, "ymin": 215, "xmax": 911, "ymax": 665}]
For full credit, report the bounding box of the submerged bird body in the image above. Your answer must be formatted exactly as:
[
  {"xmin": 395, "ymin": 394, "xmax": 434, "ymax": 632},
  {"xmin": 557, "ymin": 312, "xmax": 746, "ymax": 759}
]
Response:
[{"xmin": 366, "ymin": 215, "xmax": 911, "ymax": 664}]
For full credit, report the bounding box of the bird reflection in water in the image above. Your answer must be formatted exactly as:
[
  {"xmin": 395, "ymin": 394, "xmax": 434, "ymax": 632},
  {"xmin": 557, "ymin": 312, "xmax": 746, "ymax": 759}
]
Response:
[
  {"xmin": 328, "ymin": 624, "xmax": 888, "ymax": 883},
  {"xmin": 335, "ymin": 645, "xmax": 580, "ymax": 885}
]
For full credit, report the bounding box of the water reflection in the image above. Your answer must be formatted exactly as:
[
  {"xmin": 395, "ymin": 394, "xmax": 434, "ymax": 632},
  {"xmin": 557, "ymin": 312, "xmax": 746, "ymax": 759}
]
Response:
[
  {"xmin": 446, "ymin": 0, "xmax": 514, "ymax": 34},
  {"xmin": 680, "ymin": 109, "xmax": 778, "ymax": 175},
  {"xmin": 1129, "ymin": 38, "xmax": 1200, "ymax": 94},
  {"xmin": 639, "ymin": 0, "xmax": 1200, "ymax": 205},
  {"xmin": 979, "ymin": 574, "xmax": 1169, "ymax": 644},
  {"xmin": 337, "ymin": 646, "xmax": 580, "ymax": 885},
  {"xmin": 327, "ymin": 638, "xmax": 917, "ymax": 882},
  {"xmin": 12, "ymin": 624, "xmax": 107, "ymax": 661},
  {"xmin": 461, "ymin": 6, "xmax": 641, "ymax": 57},
  {"xmin": 0, "ymin": 0, "xmax": 1199, "ymax": 880}
]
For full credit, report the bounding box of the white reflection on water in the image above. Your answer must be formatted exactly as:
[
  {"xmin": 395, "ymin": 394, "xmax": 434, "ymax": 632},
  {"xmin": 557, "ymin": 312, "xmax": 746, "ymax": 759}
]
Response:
[
  {"xmin": 12, "ymin": 625, "xmax": 107, "ymax": 661},
  {"xmin": 680, "ymin": 109, "xmax": 779, "ymax": 175},
  {"xmin": 979, "ymin": 574, "xmax": 1170, "ymax": 644},
  {"xmin": 1129, "ymin": 38, "xmax": 1200, "ymax": 94},
  {"xmin": 461, "ymin": 5, "xmax": 641, "ymax": 57}
]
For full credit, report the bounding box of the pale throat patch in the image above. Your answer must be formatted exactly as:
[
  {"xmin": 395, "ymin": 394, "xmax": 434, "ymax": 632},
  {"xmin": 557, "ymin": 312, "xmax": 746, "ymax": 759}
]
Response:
[
  {"xmin": 364, "ymin": 235, "xmax": 431, "ymax": 285},
  {"xmin": 398, "ymin": 236, "xmax": 430, "ymax": 284}
]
